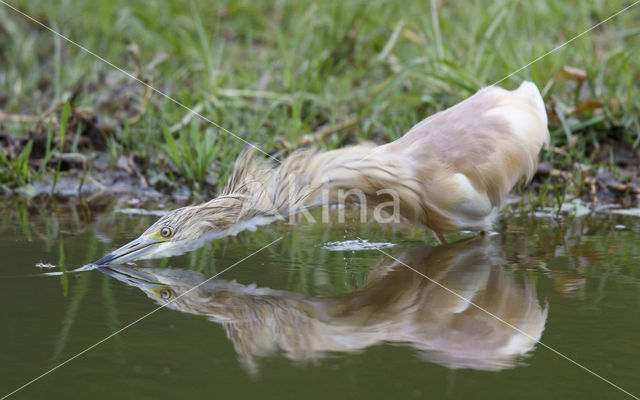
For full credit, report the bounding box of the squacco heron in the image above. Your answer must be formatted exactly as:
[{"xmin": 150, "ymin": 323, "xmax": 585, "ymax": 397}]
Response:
[{"xmin": 94, "ymin": 81, "xmax": 549, "ymax": 265}]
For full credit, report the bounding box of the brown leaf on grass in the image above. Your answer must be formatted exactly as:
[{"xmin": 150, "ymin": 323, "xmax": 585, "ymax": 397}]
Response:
[
  {"xmin": 558, "ymin": 66, "xmax": 587, "ymax": 82},
  {"xmin": 572, "ymin": 101, "xmax": 604, "ymax": 113},
  {"xmin": 606, "ymin": 182, "xmax": 640, "ymax": 194},
  {"xmin": 595, "ymin": 170, "xmax": 640, "ymax": 194},
  {"xmin": 550, "ymin": 169, "xmax": 572, "ymax": 180}
]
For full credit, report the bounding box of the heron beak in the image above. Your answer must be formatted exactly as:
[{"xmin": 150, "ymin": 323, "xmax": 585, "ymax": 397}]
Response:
[{"xmin": 93, "ymin": 236, "xmax": 167, "ymax": 266}]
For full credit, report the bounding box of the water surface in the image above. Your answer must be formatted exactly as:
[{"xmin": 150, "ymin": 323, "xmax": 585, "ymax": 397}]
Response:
[{"xmin": 1, "ymin": 202, "xmax": 639, "ymax": 399}]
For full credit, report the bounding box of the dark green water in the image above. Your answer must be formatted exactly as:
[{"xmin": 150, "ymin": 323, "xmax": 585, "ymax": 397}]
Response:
[{"xmin": 1, "ymin": 202, "xmax": 639, "ymax": 399}]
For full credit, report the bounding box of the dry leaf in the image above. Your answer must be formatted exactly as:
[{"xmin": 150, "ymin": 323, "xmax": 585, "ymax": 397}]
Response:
[
  {"xmin": 558, "ymin": 66, "xmax": 587, "ymax": 82},
  {"xmin": 573, "ymin": 101, "xmax": 604, "ymax": 113}
]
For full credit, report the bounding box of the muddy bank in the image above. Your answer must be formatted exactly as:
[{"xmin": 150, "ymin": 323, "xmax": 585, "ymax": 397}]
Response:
[
  {"xmin": 2, "ymin": 156, "xmax": 638, "ymax": 220},
  {"xmin": 0, "ymin": 141, "xmax": 638, "ymax": 212},
  {"xmin": 5, "ymin": 168, "xmax": 192, "ymax": 203},
  {"xmin": 1, "ymin": 154, "xmax": 195, "ymax": 203}
]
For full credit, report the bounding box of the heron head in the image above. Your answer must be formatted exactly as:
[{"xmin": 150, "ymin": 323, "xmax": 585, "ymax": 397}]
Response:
[{"xmin": 93, "ymin": 202, "xmax": 242, "ymax": 265}]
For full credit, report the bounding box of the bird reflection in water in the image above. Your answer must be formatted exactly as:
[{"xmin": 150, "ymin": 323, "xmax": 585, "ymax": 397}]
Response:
[{"xmin": 100, "ymin": 236, "xmax": 547, "ymax": 373}]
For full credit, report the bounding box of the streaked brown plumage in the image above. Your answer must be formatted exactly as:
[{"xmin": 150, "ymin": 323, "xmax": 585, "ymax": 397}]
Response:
[
  {"xmin": 94, "ymin": 81, "xmax": 549, "ymax": 264},
  {"xmin": 101, "ymin": 237, "xmax": 548, "ymax": 373}
]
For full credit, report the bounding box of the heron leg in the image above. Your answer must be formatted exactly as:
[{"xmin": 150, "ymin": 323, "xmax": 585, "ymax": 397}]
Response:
[{"xmin": 433, "ymin": 231, "xmax": 447, "ymax": 244}]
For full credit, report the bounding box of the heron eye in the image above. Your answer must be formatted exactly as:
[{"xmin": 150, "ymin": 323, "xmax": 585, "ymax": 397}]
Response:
[
  {"xmin": 160, "ymin": 227, "xmax": 173, "ymax": 238},
  {"xmin": 160, "ymin": 288, "xmax": 172, "ymax": 299}
]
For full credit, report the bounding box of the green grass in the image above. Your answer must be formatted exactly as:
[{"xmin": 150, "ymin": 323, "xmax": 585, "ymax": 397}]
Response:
[
  {"xmin": 0, "ymin": 0, "xmax": 639, "ymax": 202},
  {"xmin": 0, "ymin": 134, "xmax": 32, "ymax": 187},
  {"xmin": 51, "ymin": 100, "xmax": 70, "ymax": 194}
]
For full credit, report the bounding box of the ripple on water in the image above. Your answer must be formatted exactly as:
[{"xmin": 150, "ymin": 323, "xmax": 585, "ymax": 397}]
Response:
[{"xmin": 320, "ymin": 239, "xmax": 396, "ymax": 251}]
